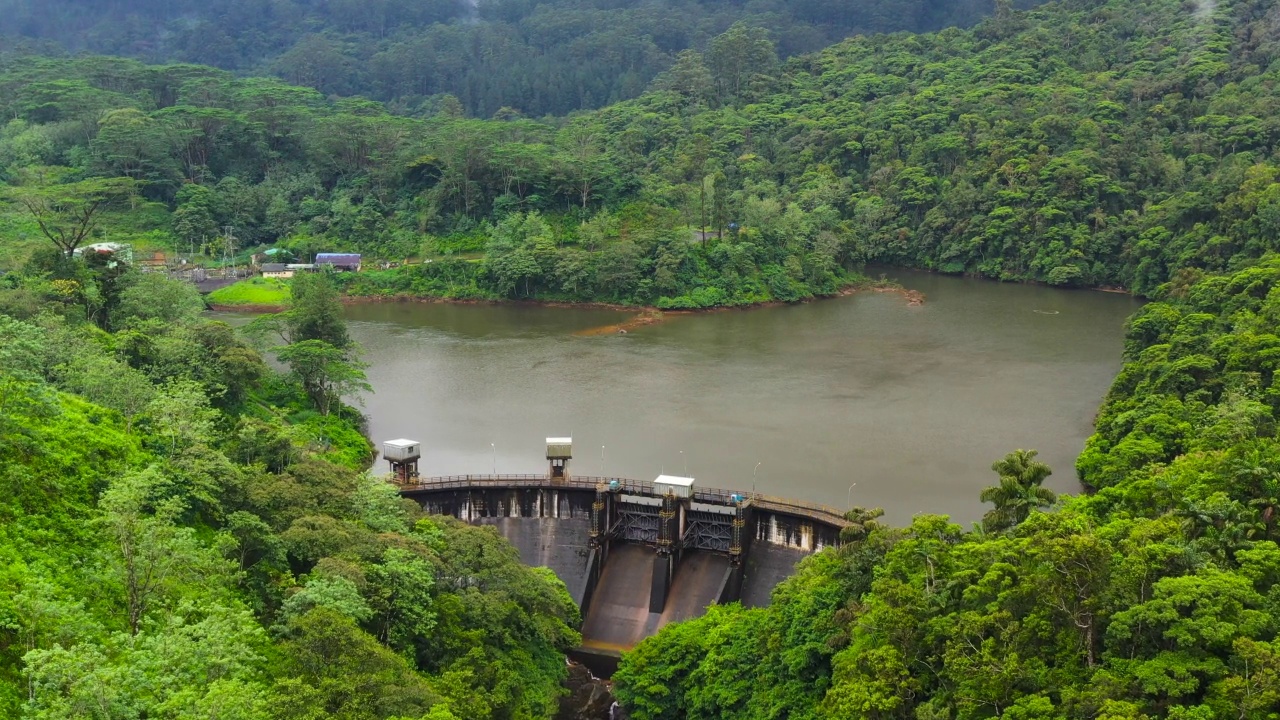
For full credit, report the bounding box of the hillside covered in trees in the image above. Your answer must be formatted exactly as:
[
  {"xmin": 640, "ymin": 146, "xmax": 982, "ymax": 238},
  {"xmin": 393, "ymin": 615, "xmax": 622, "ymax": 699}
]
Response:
[
  {"xmin": 6, "ymin": 0, "xmax": 1280, "ymax": 716},
  {"xmin": 4, "ymin": 0, "xmax": 1280, "ymax": 307},
  {"xmin": 0, "ymin": 266, "xmax": 581, "ymax": 719},
  {"xmin": 0, "ymin": 0, "xmax": 1019, "ymax": 117}
]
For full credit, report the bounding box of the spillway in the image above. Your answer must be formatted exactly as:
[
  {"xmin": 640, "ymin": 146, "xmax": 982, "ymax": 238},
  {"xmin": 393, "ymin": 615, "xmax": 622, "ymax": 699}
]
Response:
[{"xmin": 579, "ymin": 546, "xmax": 729, "ymax": 654}]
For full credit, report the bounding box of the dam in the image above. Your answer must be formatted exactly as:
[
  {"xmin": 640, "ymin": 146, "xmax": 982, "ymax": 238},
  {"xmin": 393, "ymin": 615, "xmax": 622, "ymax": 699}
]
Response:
[{"xmin": 387, "ymin": 437, "xmax": 851, "ymax": 667}]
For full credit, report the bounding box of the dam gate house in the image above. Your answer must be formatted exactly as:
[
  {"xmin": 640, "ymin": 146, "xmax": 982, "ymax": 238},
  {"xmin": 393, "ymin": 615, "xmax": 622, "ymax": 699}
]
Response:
[
  {"xmin": 383, "ymin": 439, "xmax": 421, "ymax": 483},
  {"xmin": 547, "ymin": 437, "xmax": 572, "ymax": 483}
]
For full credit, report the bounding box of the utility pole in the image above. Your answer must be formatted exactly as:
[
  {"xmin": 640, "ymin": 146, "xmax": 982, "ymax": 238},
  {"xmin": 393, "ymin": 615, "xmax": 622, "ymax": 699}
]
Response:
[{"xmin": 221, "ymin": 225, "xmax": 237, "ymax": 277}]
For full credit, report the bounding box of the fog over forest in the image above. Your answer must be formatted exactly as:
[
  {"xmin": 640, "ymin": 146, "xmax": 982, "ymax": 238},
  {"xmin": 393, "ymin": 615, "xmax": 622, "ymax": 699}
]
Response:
[{"xmin": 0, "ymin": 0, "xmax": 1031, "ymax": 116}]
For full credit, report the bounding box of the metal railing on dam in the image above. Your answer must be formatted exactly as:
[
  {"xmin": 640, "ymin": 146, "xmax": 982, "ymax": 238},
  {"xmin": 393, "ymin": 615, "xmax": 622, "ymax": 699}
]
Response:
[{"xmin": 393, "ymin": 473, "xmax": 852, "ymax": 529}]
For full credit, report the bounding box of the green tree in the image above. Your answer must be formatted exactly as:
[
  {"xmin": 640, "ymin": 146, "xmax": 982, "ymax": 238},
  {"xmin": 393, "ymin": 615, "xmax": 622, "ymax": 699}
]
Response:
[
  {"xmin": 6, "ymin": 174, "xmax": 138, "ymax": 257},
  {"xmin": 64, "ymin": 353, "xmax": 155, "ymax": 434},
  {"xmin": 90, "ymin": 107, "xmax": 180, "ymax": 186},
  {"xmin": 980, "ymin": 449, "xmax": 1057, "ymax": 531},
  {"xmin": 276, "ymin": 340, "xmax": 371, "ymax": 416},
  {"xmin": 705, "ymin": 23, "xmax": 777, "ymax": 101},
  {"xmin": 172, "ymin": 183, "xmax": 220, "ymax": 254},
  {"xmin": 281, "ymin": 574, "xmax": 374, "ymax": 625},
  {"xmin": 117, "ymin": 273, "xmax": 206, "ymax": 325},
  {"xmin": 288, "ymin": 272, "xmax": 351, "ymax": 349},
  {"xmin": 366, "ymin": 548, "xmax": 436, "ymax": 655},
  {"xmin": 98, "ymin": 469, "xmax": 234, "ymax": 635},
  {"xmin": 274, "ymin": 607, "xmax": 439, "ymax": 720}
]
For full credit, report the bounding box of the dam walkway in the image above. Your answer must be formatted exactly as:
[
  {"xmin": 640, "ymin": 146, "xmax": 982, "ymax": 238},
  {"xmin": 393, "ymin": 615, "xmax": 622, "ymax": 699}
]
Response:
[{"xmin": 394, "ymin": 473, "xmax": 851, "ymax": 528}]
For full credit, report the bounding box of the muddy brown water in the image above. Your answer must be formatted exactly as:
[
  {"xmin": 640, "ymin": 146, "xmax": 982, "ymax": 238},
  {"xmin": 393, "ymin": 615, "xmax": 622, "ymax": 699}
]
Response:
[{"xmin": 329, "ymin": 269, "xmax": 1141, "ymax": 526}]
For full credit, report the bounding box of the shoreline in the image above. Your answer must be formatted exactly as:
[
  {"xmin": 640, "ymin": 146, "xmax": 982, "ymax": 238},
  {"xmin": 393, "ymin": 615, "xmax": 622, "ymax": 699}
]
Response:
[
  {"xmin": 863, "ymin": 264, "xmax": 1135, "ymax": 297},
  {"xmin": 206, "ymin": 280, "xmax": 928, "ymax": 319}
]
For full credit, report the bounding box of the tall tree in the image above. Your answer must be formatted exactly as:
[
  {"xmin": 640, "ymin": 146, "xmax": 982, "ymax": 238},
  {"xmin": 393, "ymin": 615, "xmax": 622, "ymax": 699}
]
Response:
[
  {"xmin": 980, "ymin": 449, "xmax": 1056, "ymax": 531},
  {"xmin": 288, "ymin": 272, "xmax": 351, "ymax": 349},
  {"xmin": 705, "ymin": 23, "xmax": 777, "ymax": 101},
  {"xmin": 7, "ymin": 174, "xmax": 137, "ymax": 257},
  {"xmin": 276, "ymin": 339, "xmax": 371, "ymax": 416}
]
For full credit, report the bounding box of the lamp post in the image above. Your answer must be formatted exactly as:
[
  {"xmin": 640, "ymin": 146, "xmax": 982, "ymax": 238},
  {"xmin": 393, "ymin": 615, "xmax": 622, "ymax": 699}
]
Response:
[
  {"xmin": 601, "ymin": 445, "xmax": 606, "ymax": 476},
  {"xmin": 847, "ymin": 482, "xmax": 857, "ymax": 509},
  {"xmin": 753, "ymin": 462, "xmax": 761, "ymax": 497},
  {"xmin": 491, "ymin": 443, "xmax": 496, "ymax": 475},
  {"xmin": 680, "ymin": 450, "xmax": 686, "ymax": 475}
]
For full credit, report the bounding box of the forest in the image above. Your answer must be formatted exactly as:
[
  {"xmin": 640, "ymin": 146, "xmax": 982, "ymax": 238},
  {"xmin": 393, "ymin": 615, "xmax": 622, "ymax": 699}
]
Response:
[
  {"xmin": 612, "ymin": 258, "xmax": 1280, "ymax": 720},
  {"xmin": 0, "ymin": 267, "xmax": 581, "ymax": 719},
  {"xmin": 3, "ymin": 0, "xmax": 1280, "ymax": 307},
  {"xmin": 0, "ymin": 0, "xmax": 1017, "ymax": 117},
  {"xmin": 4, "ymin": 0, "xmax": 1280, "ymax": 716}
]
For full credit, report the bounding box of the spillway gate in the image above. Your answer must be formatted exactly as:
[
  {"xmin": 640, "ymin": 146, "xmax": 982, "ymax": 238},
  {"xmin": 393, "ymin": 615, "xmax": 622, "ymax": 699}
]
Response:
[{"xmin": 396, "ymin": 473, "xmax": 851, "ymax": 665}]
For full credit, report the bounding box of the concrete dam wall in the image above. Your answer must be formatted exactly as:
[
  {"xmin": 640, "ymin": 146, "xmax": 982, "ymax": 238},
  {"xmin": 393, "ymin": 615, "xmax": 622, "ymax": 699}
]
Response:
[
  {"xmin": 478, "ymin": 516, "xmax": 594, "ymax": 602},
  {"xmin": 400, "ymin": 480, "xmax": 848, "ymax": 661},
  {"xmin": 417, "ymin": 487, "xmax": 598, "ymax": 604}
]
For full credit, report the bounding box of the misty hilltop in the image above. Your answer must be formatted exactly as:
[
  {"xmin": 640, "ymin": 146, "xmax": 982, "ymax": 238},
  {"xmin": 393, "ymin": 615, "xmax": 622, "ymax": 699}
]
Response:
[{"xmin": 0, "ymin": 0, "xmax": 1036, "ymax": 117}]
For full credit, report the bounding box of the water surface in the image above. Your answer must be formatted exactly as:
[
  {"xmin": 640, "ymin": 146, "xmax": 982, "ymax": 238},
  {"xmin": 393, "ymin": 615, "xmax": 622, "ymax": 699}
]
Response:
[{"xmin": 345, "ymin": 270, "xmax": 1141, "ymax": 525}]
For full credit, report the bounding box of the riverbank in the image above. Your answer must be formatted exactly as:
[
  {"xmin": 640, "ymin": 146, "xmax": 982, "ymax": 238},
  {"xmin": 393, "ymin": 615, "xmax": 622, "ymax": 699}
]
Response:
[{"xmin": 207, "ymin": 278, "xmax": 928, "ymax": 332}]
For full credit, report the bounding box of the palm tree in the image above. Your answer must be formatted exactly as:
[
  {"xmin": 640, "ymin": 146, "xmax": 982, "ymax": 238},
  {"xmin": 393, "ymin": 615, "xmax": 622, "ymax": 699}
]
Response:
[
  {"xmin": 840, "ymin": 506, "xmax": 885, "ymax": 545},
  {"xmin": 980, "ymin": 449, "xmax": 1056, "ymax": 532},
  {"xmin": 1231, "ymin": 445, "xmax": 1280, "ymax": 532},
  {"xmin": 1177, "ymin": 494, "xmax": 1264, "ymax": 563}
]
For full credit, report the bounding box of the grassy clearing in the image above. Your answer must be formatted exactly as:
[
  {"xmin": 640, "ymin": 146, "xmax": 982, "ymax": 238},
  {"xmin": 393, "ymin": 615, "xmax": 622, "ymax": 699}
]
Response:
[
  {"xmin": 206, "ymin": 277, "xmax": 292, "ymax": 306},
  {"xmin": 0, "ymin": 200, "xmax": 176, "ymax": 269}
]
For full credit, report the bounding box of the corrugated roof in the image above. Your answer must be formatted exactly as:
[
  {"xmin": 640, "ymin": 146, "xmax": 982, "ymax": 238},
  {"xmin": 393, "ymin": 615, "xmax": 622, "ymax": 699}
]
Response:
[
  {"xmin": 384, "ymin": 438, "xmax": 419, "ymax": 448},
  {"xmin": 261, "ymin": 263, "xmax": 289, "ymax": 272},
  {"xmin": 654, "ymin": 474, "xmax": 695, "ymax": 487},
  {"xmin": 316, "ymin": 253, "xmax": 361, "ymax": 263}
]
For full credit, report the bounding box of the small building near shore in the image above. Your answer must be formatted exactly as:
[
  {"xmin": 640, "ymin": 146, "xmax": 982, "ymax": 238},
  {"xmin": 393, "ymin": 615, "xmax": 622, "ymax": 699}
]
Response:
[
  {"xmin": 316, "ymin": 253, "xmax": 362, "ymax": 272},
  {"xmin": 261, "ymin": 263, "xmax": 294, "ymax": 279}
]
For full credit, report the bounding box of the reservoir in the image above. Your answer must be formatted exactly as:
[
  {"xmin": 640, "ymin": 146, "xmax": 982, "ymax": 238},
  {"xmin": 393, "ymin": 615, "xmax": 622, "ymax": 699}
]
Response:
[{"xmin": 345, "ymin": 269, "xmax": 1141, "ymax": 526}]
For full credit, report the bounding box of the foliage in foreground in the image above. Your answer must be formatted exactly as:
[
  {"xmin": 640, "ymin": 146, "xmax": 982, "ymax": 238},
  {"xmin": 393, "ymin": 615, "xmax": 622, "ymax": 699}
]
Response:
[
  {"xmin": 0, "ymin": 261, "xmax": 580, "ymax": 719},
  {"xmin": 615, "ymin": 257, "xmax": 1280, "ymax": 718}
]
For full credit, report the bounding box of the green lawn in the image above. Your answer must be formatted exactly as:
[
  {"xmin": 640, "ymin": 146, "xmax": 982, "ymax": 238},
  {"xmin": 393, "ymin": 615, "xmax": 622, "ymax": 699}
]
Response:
[{"xmin": 206, "ymin": 277, "xmax": 292, "ymax": 306}]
